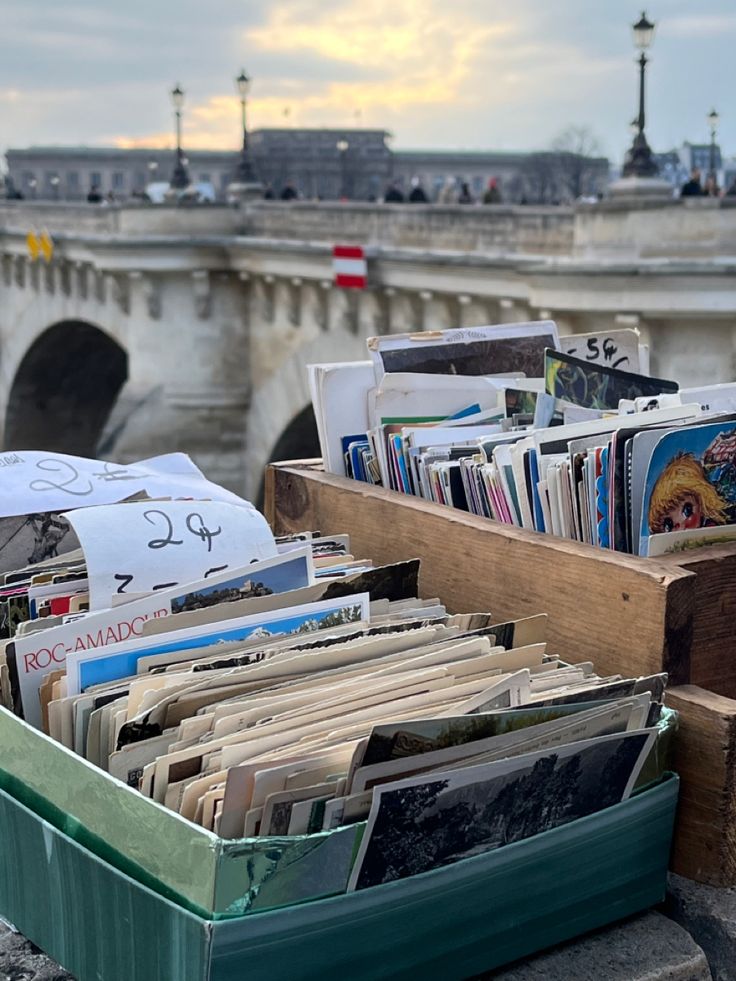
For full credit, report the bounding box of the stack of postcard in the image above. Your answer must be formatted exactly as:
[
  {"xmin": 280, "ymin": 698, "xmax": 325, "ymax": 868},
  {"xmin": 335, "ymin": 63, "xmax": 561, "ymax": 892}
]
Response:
[
  {"xmin": 310, "ymin": 321, "xmax": 736, "ymax": 557},
  {"xmin": 0, "ymin": 448, "xmax": 673, "ymax": 910}
]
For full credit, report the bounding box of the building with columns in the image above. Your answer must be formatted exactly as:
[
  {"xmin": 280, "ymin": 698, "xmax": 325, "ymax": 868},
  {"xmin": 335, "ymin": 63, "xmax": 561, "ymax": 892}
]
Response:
[{"xmin": 5, "ymin": 132, "xmax": 609, "ymax": 204}]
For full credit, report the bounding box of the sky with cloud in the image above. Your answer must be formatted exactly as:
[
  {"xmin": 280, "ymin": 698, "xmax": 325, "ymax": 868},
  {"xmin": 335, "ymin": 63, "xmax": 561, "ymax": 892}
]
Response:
[{"xmin": 0, "ymin": 0, "xmax": 734, "ymax": 164}]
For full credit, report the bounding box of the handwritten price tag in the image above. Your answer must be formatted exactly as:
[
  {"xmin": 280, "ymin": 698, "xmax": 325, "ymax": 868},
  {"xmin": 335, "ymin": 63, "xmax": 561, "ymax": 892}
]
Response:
[
  {"xmin": 559, "ymin": 329, "xmax": 641, "ymax": 373},
  {"xmin": 0, "ymin": 451, "xmax": 251, "ymax": 518},
  {"xmin": 64, "ymin": 500, "xmax": 277, "ymax": 610}
]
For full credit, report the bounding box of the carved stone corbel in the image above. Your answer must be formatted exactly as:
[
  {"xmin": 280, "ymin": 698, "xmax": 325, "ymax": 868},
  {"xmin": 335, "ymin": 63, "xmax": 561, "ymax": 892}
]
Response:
[
  {"xmin": 343, "ymin": 288, "xmax": 360, "ymax": 335},
  {"xmin": 109, "ymin": 274, "xmax": 130, "ymax": 314},
  {"xmin": 94, "ymin": 269, "xmax": 105, "ymax": 304},
  {"xmin": 76, "ymin": 262, "xmax": 89, "ymax": 300},
  {"xmin": 317, "ymin": 280, "xmax": 331, "ymax": 331},
  {"xmin": 289, "ymin": 277, "xmax": 303, "ymax": 327},
  {"xmin": 191, "ymin": 270, "xmax": 212, "ymax": 319},
  {"xmin": 262, "ymin": 274, "xmax": 275, "ymax": 323},
  {"xmin": 141, "ymin": 275, "xmax": 161, "ymax": 320},
  {"xmin": 59, "ymin": 261, "xmax": 71, "ymax": 297},
  {"xmin": 14, "ymin": 255, "xmax": 26, "ymax": 289},
  {"xmin": 370, "ymin": 289, "xmax": 391, "ymax": 336}
]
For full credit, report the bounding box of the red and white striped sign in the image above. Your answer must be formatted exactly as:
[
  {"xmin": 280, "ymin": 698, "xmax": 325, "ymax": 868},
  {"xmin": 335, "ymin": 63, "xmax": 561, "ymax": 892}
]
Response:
[{"xmin": 332, "ymin": 245, "xmax": 367, "ymax": 289}]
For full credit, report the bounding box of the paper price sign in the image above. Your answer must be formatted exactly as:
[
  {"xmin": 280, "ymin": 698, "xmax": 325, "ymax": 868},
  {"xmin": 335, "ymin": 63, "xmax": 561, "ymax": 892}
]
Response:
[
  {"xmin": 64, "ymin": 500, "xmax": 277, "ymax": 610},
  {"xmin": 0, "ymin": 451, "xmax": 251, "ymax": 519}
]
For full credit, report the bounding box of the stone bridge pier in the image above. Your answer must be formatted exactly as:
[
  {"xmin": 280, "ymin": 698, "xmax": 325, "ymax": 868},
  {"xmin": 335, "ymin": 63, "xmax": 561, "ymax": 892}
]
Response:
[{"xmin": 0, "ymin": 247, "xmax": 253, "ymax": 495}]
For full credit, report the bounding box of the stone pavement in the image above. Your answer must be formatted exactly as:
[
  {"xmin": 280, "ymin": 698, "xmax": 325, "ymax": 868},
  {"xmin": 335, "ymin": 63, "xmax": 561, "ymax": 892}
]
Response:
[
  {"xmin": 487, "ymin": 911, "xmax": 711, "ymax": 980},
  {"xmin": 0, "ymin": 910, "xmax": 713, "ymax": 981},
  {"xmin": 667, "ymin": 874, "xmax": 736, "ymax": 981},
  {"xmin": 0, "ymin": 922, "xmax": 72, "ymax": 981}
]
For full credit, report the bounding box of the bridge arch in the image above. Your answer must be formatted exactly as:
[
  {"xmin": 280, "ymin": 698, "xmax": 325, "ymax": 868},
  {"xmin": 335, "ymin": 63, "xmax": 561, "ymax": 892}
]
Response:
[
  {"xmin": 244, "ymin": 322, "xmax": 368, "ymax": 503},
  {"xmin": 4, "ymin": 319, "xmax": 128, "ymax": 457}
]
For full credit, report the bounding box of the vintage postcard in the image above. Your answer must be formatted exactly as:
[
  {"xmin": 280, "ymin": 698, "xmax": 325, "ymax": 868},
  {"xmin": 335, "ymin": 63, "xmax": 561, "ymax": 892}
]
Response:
[
  {"xmin": 348, "ymin": 729, "xmax": 654, "ymax": 890},
  {"xmin": 638, "ymin": 421, "xmax": 736, "ymax": 555},
  {"xmin": 368, "ymin": 322, "xmax": 559, "ymax": 380},
  {"xmin": 545, "ymin": 349, "xmax": 678, "ymax": 411}
]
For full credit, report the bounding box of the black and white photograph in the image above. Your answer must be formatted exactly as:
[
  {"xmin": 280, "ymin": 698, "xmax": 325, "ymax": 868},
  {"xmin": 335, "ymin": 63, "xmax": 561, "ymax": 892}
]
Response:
[
  {"xmin": 348, "ymin": 730, "xmax": 654, "ymax": 891},
  {"xmin": 368, "ymin": 323, "xmax": 559, "ymax": 381},
  {"xmin": 378, "ymin": 334, "xmax": 556, "ymax": 378}
]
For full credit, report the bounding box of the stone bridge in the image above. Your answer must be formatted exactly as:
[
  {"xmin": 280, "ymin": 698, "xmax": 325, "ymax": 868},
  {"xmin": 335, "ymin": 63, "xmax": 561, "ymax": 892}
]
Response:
[{"xmin": 0, "ymin": 198, "xmax": 735, "ymax": 502}]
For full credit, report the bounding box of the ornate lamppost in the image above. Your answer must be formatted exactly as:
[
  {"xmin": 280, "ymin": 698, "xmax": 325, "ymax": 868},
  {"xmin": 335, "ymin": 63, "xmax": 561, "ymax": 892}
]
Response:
[
  {"xmin": 336, "ymin": 138, "xmax": 349, "ymax": 199},
  {"xmin": 622, "ymin": 12, "xmax": 658, "ymax": 178},
  {"xmin": 234, "ymin": 69, "xmax": 257, "ymax": 183},
  {"xmin": 170, "ymin": 83, "xmax": 190, "ymax": 189},
  {"xmin": 708, "ymin": 108, "xmax": 720, "ymax": 184}
]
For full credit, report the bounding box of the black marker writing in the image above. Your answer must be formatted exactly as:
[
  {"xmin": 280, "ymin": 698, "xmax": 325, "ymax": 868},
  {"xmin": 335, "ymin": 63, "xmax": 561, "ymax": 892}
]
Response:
[
  {"xmin": 204, "ymin": 565, "xmax": 229, "ymax": 578},
  {"xmin": 144, "ymin": 510, "xmax": 184, "ymax": 549},
  {"xmin": 114, "ymin": 573, "xmax": 134, "ymax": 594},
  {"xmin": 186, "ymin": 512, "xmax": 222, "ymax": 552},
  {"xmin": 29, "ymin": 459, "xmax": 93, "ymax": 497}
]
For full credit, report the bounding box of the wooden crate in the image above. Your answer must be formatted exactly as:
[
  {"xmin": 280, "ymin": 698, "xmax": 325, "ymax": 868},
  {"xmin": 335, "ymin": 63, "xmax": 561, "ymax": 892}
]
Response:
[{"xmin": 266, "ymin": 460, "xmax": 736, "ymax": 887}]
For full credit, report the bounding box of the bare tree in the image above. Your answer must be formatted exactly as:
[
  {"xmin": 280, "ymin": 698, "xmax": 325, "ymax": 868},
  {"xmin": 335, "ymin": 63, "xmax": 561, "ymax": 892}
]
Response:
[
  {"xmin": 520, "ymin": 152, "xmax": 560, "ymax": 204},
  {"xmin": 549, "ymin": 125, "xmax": 605, "ymax": 201}
]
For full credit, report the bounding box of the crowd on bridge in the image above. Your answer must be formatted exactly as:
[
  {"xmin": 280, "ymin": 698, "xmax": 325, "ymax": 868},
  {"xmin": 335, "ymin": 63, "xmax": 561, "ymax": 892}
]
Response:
[
  {"xmin": 260, "ymin": 175, "xmax": 506, "ymax": 205},
  {"xmin": 680, "ymin": 167, "xmax": 736, "ymax": 198}
]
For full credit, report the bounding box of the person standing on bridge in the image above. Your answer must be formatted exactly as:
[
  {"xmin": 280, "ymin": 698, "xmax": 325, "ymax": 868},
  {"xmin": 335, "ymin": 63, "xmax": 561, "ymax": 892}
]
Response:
[
  {"xmin": 437, "ymin": 177, "xmax": 457, "ymax": 204},
  {"xmin": 483, "ymin": 177, "xmax": 502, "ymax": 204},
  {"xmin": 280, "ymin": 180, "xmax": 298, "ymax": 201},
  {"xmin": 408, "ymin": 176, "xmax": 428, "ymax": 203},
  {"xmin": 680, "ymin": 168, "xmax": 703, "ymax": 197},
  {"xmin": 384, "ymin": 181, "xmax": 404, "ymax": 203},
  {"xmin": 458, "ymin": 181, "xmax": 474, "ymax": 204}
]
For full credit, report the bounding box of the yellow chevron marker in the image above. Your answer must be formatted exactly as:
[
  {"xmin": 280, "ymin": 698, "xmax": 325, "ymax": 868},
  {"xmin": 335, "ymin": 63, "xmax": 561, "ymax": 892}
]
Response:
[
  {"xmin": 26, "ymin": 231, "xmax": 40, "ymax": 261},
  {"xmin": 39, "ymin": 230, "xmax": 54, "ymax": 263}
]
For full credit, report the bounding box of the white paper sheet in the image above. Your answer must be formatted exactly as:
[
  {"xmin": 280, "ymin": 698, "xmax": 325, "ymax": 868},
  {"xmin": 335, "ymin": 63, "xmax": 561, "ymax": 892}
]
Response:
[
  {"xmin": 308, "ymin": 362, "xmax": 374, "ymax": 475},
  {"xmin": 64, "ymin": 500, "xmax": 276, "ymax": 612},
  {"xmin": 0, "ymin": 451, "xmax": 252, "ymax": 518},
  {"xmin": 558, "ymin": 329, "xmax": 642, "ymax": 374}
]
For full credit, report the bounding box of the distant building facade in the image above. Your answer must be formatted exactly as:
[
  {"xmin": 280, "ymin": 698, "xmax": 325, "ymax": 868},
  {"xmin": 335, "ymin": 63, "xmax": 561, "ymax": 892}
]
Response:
[
  {"xmin": 653, "ymin": 142, "xmax": 726, "ymax": 192},
  {"xmin": 5, "ymin": 130, "xmax": 609, "ymax": 204}
]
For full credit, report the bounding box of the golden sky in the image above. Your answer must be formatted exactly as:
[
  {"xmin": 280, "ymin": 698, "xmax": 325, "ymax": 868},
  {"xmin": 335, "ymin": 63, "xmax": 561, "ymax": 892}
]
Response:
[{"xmin": 117, "ymin": 0, "xmax": 511, "ymax": 149}]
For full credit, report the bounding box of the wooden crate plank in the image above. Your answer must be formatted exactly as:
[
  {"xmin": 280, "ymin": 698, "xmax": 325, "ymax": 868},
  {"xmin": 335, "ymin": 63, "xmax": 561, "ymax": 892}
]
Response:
[
  {"xmin": 659, "ymin": 548, "xmax": 736, "ymax": 698},
  {"xmin": 267, "ymin": 463, "xmax": 696, "ymax": 683},
  {"xmin": 667, "ymin": 685, "xmax": 736, "ymax": 886}
]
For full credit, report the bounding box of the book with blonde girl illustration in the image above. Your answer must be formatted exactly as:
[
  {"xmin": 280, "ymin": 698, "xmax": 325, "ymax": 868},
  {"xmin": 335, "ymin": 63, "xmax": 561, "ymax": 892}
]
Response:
[{"xmin": 640, "ymin": 423, "xmax": 736, "ymax": 555}]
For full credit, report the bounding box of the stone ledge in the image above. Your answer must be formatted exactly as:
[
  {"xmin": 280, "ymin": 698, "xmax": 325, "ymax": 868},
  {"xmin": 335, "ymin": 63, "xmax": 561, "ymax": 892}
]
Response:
[
  {"xmin": 667, "ymin": 873, "xmax": 736, "ymax": 981},
  {"xmin": 482, "ymin": 911, "xmax": 711, "ymax": 980}
]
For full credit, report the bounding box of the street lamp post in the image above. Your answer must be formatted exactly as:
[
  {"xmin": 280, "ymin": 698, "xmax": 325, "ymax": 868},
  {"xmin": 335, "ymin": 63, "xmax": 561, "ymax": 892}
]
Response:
[
  {"xmin": 49, "ymin": 175, "xmax": 60, "ymax": 201},
  {"xmin": 622, "ymin": 11, "xmax": 658, "ymax": 178},
  {"xmin": 147, "ymin": 159, "xmax": 159, "ymax": 183},
  {"xmin": 708, "ymin": 108, "xmax": 720, "ymax": 184},
  {"xmin": 235, "ymin": 69, "xmax": 257, "ymax": 183},
  {"xmin": 169, "ymin": 83, "xmax": 190, "ymax": 189},
  {"xmin": 28, "ymin": 178, "xmax": 37, "ymax": 200},
  {"xmin": 336, "ymin": 139, "xmax": 349, "ymax": 199}
]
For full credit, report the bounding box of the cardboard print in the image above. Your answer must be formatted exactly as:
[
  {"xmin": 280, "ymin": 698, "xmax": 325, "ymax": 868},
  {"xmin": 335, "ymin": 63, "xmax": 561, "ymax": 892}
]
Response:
[
  {"xmin": 544, "ymin": 349, "xmax": 678, "ymax": 411},
  {"xmin": 647, "ymin": 452, "xmax": 729, "ymax": 535},
  {"xmin": 640, "ymin": 423, "xmax": 736, "ymax": 553}
]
